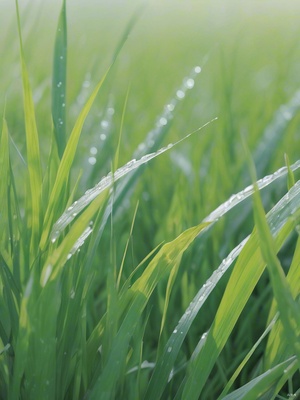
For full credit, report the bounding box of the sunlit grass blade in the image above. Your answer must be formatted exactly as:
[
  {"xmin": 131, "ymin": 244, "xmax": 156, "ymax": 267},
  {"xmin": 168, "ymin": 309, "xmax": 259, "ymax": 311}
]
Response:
[
  {"xmin": 221, "ymin": 357, "xmax": 297, "ymax": 400},
  {"xmin": 52, "ymin": 0, "xmax": 67, "ymax": 159},
  {"xmin": 15, "ymin": 0, "xmax": 42, "ymax": 257}
]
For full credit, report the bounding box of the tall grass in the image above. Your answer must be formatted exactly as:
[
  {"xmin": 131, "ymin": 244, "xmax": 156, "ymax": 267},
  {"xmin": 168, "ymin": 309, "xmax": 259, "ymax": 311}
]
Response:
[{"xmin": 0, "ymin": 1, "xmax": 300, "ymax": 399}]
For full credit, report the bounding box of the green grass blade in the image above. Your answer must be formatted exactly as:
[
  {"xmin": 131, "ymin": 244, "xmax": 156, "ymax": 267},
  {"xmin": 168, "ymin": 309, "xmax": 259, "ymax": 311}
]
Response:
[
  {"xmin": 40, "ymin": 190, "xmax": 108, "ymax": 287},
  {"xmin": 87, "ymin": 223, "xmax": 207, "ymax": 400},
  {"xmin": 0, "ymin": 117, "xmax": 10, "ymax": 243},
  {"xmin": 181, "ymin": 191, "xmax": 298, "ymax": 399},
  {"xmin": 49, "ymin": 122, "xmax": 214, "ymax": 243},
  {"xmin": 52, "ymin": 0, "xmax": 67, "ymax": 159},
  {"xmin": 265, "ymin": 235, "xmax": 300, "ymax": 368},
  {"xmin": 252, "ymin": 184, "xmax": 300, "ymax": 364},
  {"xmin": 15, "ymin": 0, "xmax": 42, "ymax": 257},
  {"xmin": 253, "ymin": 91, "xmax": 300, "ymax": 176},
  {"xmin": 40, "ymin": 68, "xmax": 110, "ymax": 250},
  {"xmin": 218, "ymin": 314, "xmax": 279, "ymax": 398},
  {"xmin": 221, "ymin": 357, "xmax": 297, "ymax": 400}
]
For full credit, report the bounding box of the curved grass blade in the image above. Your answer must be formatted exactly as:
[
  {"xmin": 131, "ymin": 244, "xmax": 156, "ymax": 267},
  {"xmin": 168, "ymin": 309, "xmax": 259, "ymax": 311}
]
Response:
[
  {"xmin": 15, "ymin": 0, "xmax": 42, "ymax": 256},
  {"xmin": 52, "ymin": 0, "xmax": 67, "ymax": 159},
  {"xmin": 180, "ymin": 182, "xmax": 300, "ymax": 400},
  {"xmin": 221, "ymin": 357, "xmax": 297, "ymax": 400},
  {"xmin": 50, "ymin": 120, "xmax": 215, "ymax": 243}
]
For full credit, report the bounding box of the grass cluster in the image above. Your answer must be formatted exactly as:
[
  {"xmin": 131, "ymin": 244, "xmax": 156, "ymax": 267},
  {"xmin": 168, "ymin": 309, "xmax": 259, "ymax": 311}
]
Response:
[{"xmin": 1, "ymin": 1, "xmax": 300, "ymax": 399}]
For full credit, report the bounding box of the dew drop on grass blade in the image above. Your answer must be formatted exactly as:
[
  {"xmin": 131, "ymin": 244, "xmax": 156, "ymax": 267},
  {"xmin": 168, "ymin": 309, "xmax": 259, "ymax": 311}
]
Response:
[
  {"xmin": 50, "ymin": 120, "xmax": 216, "ymax": 242},
  {"xmin": 52, "ymin": 0, "xmax": 67, "ymax": 159}
]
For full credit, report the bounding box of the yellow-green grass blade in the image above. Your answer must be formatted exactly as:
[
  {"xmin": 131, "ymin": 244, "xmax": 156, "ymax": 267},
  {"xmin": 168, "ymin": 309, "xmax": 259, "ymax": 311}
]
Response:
[
  {"xmin": 87, "ymin": 223, "xmax": 208, "ymax": 400},
  {"xmin": 15, "ymin": 0, "xmax": 42, "ymax": 257},
  {"xmin": 265, "ymin": 235, "xmax": 300, "ymax": 368},
  {"xmin": 52, "ymin": 0, "xmax": 67, "ymax": 159},
  {"xmin": 181, "ymin": 219, "xmax": 294, "ymax": 400},
  {"xmin": 40, "ymin": 189, "xmax": 109, "ymax": 287},
  {"xmin": 40, "ymin": 68, "xmax": 110, "ymax": 250},
  {"xmin": 221, "ymin": 357, "xmax": 297, "ymax": 400}
]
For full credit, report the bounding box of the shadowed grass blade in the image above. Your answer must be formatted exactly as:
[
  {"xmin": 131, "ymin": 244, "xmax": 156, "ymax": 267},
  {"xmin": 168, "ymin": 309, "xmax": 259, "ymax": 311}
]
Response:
[{"xmin": 52, "ymin": 0, "xmax": 67, "ymax": 159}]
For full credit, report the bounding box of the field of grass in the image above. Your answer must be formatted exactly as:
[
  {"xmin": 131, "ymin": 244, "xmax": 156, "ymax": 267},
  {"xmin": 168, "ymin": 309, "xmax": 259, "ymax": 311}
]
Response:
[{"xmin": 1, "ymin": 1, "xmax": 300, "ymax": 399}]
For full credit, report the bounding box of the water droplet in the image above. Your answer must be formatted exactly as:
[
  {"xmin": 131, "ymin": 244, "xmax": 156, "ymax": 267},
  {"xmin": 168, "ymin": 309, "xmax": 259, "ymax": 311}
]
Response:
[
  {"xmin": 88, "ymin": 157, "xmax": 97, "ymax": 165},
  {"xmin": 62, "ymin": 103, "xmax": 65, "ymax": 107},
  {"xmin": 100, "ymin": 133, "xmax": 107, "ymax": 141},
  {"xmin": 60, "ymin": 55, "xmax": 63, "ymax": 60},
  {"xmin": 90, "ymin": 146, "xmax": 98, "ymax": 155},
  {"xmin": 194, "ymin": 66, "xmax": 201, "ymax": 74},
  {"xmin": 167, "ymin": 347, "xmax": 172, "ymax": 353},
  {"xmin": 101, "ymin": 120, "xmax": 109, "ymax": 129},
  {"xmin": 176, "ymin": 90, "xmax": 185, "ymax": 99},
  {"xmin": 173, "ymin": 329, "xmax": 178, "ymax": 333},
  {"xmin": 70, "ymin": 289, "xmax": 75, "ymax": 299},
  {"xmin": 166, "ymin": 103, "xmax": 175, "ymax": 112},
  {"xmin": 185, "ymin": 78, "xmax": 195, "ymax": 89},
  {"xmin": 83, "ymin": 80, "xmax": 90, "ymax": 88},
  {"xmin": 159, "ymin": 117, "xmax": 168, "ymax": 126},
  {"xmin": 57, "ymin": 82, "xmax": 62, "ymax": 88}
]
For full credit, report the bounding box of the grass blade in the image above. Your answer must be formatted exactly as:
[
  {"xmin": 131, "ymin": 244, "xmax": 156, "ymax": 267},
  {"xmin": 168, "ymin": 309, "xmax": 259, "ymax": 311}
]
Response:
[
  {"xmin": 40, "ymin": 68, "xmax": 110, "ymax": 250},
  {"xmin": 221, "ymin": 357, "xmax": 297, "ymax": 400},
  {"xmin": 52, "ymin": 0, "xmax": 67, "ymax": 159},
  {"xmin": 15, "ymin": 0, "xmax": 42, "ymax": 257}
]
